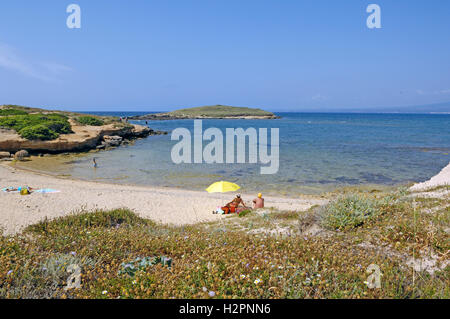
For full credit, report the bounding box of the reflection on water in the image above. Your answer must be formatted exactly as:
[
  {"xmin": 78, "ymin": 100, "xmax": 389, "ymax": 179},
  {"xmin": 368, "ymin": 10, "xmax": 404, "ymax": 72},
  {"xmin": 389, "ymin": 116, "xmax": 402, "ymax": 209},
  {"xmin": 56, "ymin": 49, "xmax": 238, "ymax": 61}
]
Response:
[{"xmin": 15, "ymin": 113, "xmax": 450, "ymax": 195}]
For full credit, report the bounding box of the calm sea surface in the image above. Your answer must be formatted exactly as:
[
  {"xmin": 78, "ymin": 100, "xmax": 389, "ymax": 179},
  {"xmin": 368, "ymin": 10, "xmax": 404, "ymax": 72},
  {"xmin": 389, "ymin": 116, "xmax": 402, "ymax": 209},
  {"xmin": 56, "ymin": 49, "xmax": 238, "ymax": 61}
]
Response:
[{"xmin": 24, "ymin": 112, "xmax": 450, "ymax": 195}]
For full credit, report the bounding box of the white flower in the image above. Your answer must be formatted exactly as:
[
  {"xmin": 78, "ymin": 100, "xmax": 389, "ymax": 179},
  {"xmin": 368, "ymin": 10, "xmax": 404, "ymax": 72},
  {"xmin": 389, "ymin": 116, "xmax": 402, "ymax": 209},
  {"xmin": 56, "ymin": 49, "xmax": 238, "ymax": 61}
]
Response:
[
  {"xmin": 208, "ymin": 291, "xmax": 216, "ymax": 297},
  {"xmin": 240, "ymin": 274, "xmax": 246, "ymax": 279},
  {"xmin": 202, "ymin": 287, "xmax": 207, "ymax": 292},
  {"xmin": 102, "ymin": 290, "xmax": 108, "ymax": 295},
  {"xmin": 254, "ymin": 278, "xmax": 262, "ymax": 285}
]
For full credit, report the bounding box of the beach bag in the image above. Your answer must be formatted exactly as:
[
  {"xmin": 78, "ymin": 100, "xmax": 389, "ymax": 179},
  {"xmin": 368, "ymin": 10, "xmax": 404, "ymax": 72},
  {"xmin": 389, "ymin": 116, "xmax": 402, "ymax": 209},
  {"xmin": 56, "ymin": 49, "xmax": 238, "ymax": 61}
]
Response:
[{"xmin": 20, "ymin": 187, "xmax": 30, "ymax": 195}]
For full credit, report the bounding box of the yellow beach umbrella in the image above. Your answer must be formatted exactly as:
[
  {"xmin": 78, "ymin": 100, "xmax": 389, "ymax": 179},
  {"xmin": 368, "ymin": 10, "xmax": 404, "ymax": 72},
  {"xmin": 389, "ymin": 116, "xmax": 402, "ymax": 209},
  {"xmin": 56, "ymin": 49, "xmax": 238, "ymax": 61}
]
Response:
[{"xmin": 206, "ymin": 181, "xmax": 240, "ymax": 193}]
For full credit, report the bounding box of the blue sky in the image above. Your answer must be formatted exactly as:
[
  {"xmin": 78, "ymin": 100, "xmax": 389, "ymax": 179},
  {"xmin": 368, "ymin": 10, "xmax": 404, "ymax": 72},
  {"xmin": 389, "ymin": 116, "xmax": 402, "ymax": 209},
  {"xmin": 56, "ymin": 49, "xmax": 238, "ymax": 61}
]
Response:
[{"xmin": 1, "ymin": 0, "xmax": 449, "ymax": 111}]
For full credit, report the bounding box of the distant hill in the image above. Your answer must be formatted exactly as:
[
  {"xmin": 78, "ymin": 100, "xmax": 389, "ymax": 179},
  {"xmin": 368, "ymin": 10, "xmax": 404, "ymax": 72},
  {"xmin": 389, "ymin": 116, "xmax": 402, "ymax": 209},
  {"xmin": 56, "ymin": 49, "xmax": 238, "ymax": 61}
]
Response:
[
  {"xmin": 129, "ymin": 105, "xmax": 279, "ymax": 120},
  {"xmin": 377, "ymin": 101, "xmax": 450, "ymax": 114},
  {"xmin": 312, "ymin": 101, "xmax": 450, "ymax": 114}
]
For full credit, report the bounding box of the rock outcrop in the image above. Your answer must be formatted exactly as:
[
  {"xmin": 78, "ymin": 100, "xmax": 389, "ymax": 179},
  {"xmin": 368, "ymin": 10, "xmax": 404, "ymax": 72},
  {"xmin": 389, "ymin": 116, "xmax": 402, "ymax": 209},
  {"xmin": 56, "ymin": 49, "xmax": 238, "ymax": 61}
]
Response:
[{"xmin": 0, "ymin": 121, "xmax": 167, "ymax": 154}]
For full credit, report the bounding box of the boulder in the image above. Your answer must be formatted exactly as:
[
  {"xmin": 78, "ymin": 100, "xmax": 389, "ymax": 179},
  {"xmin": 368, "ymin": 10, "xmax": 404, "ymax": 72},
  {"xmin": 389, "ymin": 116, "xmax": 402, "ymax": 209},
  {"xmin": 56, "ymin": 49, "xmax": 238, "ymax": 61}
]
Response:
[
  {"xmin": 0, "ymin": 151, "xmax": 10, "ymax": 159},
  {"xmin": 103, "ymin": 135, "xmax": 123, "ymax": 146},
  {"xmin": 14, "ymin": 150, "xmax": 29, "ymax": 160}
]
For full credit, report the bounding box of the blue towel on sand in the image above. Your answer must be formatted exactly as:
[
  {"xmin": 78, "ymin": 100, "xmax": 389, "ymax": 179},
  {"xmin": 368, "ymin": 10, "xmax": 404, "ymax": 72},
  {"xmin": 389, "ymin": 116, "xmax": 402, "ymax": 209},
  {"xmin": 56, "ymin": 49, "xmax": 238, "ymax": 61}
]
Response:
[{"xmin": 35, "ymin": 189, "xmax": 60, "ymax": 194}]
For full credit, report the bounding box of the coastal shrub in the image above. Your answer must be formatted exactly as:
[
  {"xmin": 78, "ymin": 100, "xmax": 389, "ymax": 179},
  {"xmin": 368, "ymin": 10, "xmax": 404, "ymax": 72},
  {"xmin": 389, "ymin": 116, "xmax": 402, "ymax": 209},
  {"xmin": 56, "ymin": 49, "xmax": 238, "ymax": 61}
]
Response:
[
  {"xmin": 118, "ymin": 256, "xmax": 172, "ymax": 277},
  {"xmin": 0, "ymin": 113, "xmax": 72, "ymax": 140},
  {"xmin": 319, "ymin": 194, "xmax": 381, "ymax": 230},
  {"xmin": 26, "ymin": 208, "xmax": 149, "ymax": 234},
  {"xmin": 77, "ymin": 116, "xmax": 104, "ymax": 126},
  {"xmin": 19, "ymin": 124, "xmax": 59, "ymax": 140},
  {"xmin": 0, "ymin": 109, "xmax": 28, "ymax": 116}
]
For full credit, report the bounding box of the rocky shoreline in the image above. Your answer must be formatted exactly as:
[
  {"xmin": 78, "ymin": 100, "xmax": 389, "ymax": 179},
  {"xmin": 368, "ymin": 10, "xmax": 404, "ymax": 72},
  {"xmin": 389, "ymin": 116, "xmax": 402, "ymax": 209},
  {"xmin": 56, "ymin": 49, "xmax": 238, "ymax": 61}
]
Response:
[{"xmin": 0, "ymin": 122, "xmax": 167, "ymax": 158}]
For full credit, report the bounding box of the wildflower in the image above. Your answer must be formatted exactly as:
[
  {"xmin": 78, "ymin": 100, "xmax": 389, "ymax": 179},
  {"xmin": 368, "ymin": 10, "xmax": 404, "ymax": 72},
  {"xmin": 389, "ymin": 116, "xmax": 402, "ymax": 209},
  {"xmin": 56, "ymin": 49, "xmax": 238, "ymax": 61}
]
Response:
[
  {"xmin": 7, "ymin": 270, "xmax": 13, "ymax": 275},
  {"xmin": 202, "ymin": 287, "xmax": 207, "ymax": 292},
  {"xmin": 70, "ymin": 251, "xmax": 76, "ymax": 256},
  {"xmin": 102, "ymin": 290, "xmax": 108, "ymax": 295},
  {"xmin": 254, "ymin": 279, "xmax": 262, "ymax": 285},
  {"xmin": 42, "ymin": 267, "xmax": 48, "ymax": 271},
  {"xmin": 240, "ymin": 274, "xmax": 246, "ymax": 279},
  {"xmin": 132, "ymin": 280, "xmax": 137, "ymax": 285},
  {"xmin": 208, "ymin": 291, "xmax": 216, "ymax": 297}
]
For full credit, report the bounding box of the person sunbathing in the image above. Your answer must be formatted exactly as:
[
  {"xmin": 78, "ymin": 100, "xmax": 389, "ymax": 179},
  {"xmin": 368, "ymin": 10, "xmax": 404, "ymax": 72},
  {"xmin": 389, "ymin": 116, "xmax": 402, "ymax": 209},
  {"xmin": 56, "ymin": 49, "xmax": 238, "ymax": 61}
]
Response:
[{"xmin": 224, "ymin": 194, "xmax": 248, "ymax": 214}]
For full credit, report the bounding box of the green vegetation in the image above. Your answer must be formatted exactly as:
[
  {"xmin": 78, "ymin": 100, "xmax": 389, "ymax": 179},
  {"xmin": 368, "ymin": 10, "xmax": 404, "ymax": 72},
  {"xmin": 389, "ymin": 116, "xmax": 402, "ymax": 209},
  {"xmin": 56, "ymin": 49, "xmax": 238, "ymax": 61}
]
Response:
[
  {"xmin": 0, "ymin": 109, "xmax": 28, "ymax": 116},
  {"xmin": 76, "ymin": 116, "xmax": 104, "ymax": 126},
  {"xmin": 169, "ymin": 105, "xmax": 276, "ymax": 118},
  {"xmin": 1, "ymin": 187, "xmax": 448, "ymax": 299},
  {"xmin": 0, "ymin": 113, "xmax": 72, "ymax": 140},
  {"xmin": 319, "ymin": 194, "xmax": 383, "ymax": 230}
]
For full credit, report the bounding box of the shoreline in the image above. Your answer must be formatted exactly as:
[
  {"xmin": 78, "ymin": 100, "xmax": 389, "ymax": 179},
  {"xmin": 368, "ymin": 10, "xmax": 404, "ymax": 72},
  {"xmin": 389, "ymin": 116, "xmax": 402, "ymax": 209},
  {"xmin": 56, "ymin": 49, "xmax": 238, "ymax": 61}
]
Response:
[{"xmin": 0, "ymin": 163, "xmax": 326, "ymax": 235}]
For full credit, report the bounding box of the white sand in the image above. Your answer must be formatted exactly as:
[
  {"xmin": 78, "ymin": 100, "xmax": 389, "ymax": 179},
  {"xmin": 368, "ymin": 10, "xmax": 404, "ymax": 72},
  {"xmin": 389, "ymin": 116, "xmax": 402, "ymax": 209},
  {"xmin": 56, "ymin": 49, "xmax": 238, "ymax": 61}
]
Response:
[
  {"xmin": 0, "ymin": 164, "xmax": 325, "ymax": 235},
  {"xmin": 410, "ymin": 162, "xmax": 450, "ymax": 191}
]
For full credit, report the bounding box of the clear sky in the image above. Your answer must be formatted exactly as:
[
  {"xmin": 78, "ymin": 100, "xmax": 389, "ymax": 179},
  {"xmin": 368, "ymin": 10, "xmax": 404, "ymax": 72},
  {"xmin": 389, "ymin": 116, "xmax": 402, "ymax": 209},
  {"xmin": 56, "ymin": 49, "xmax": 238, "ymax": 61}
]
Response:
[{"xmin": 1, "ymin": 0, "xmax": 449, "ymax": 111}]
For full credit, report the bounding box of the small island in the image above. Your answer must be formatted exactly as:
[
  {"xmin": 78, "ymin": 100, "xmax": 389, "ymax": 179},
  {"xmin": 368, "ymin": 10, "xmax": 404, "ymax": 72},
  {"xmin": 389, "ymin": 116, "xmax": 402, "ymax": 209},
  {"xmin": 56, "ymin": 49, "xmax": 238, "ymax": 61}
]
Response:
[
  {"xmin": 129, "ymin": 105, "xmax": 280, "ymax": 120},
  {"xmin": 0, "ymin": 105, "xmax": 167, "ymax": 157}
]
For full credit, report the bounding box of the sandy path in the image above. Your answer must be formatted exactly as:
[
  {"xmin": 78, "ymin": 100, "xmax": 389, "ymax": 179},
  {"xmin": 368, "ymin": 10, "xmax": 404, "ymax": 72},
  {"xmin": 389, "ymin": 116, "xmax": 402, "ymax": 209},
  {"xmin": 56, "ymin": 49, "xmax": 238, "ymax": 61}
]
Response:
[{"xmin": 0, "ymin": 164, "xmax": 325, "ymax": 235}]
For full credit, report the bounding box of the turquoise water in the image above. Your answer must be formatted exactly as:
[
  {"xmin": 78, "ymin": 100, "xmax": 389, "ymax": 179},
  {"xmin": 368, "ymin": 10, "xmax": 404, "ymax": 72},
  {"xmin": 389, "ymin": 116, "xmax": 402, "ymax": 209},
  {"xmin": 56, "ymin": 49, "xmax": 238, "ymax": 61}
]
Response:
[{"xmin": 47, "ymin": 112, "xmax": 450, "ymax": 195}]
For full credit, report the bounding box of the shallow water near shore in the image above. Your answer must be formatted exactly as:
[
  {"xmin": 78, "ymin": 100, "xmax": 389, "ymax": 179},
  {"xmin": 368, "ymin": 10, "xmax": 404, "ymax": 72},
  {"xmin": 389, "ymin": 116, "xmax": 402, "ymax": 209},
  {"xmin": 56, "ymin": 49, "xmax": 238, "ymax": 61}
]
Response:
[{"xmin": 15, "ymin": 112, "xmax": 450, "ymax": 195}]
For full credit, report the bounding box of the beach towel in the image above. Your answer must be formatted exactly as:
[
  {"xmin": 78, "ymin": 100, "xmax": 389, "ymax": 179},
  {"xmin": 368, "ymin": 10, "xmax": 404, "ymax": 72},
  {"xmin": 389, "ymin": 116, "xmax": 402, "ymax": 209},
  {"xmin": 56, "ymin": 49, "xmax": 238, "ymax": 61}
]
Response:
[{"xmin": 35, "ymin": 189, "xmax": 61, "ymax": 194}]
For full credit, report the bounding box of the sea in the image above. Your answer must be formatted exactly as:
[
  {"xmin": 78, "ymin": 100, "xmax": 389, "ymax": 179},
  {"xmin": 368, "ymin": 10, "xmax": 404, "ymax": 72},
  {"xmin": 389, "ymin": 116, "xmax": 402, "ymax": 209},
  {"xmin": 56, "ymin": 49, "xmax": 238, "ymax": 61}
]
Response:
[{"xmin": 21, "ymin": 112, "xmax": 450, "ymax": 196}]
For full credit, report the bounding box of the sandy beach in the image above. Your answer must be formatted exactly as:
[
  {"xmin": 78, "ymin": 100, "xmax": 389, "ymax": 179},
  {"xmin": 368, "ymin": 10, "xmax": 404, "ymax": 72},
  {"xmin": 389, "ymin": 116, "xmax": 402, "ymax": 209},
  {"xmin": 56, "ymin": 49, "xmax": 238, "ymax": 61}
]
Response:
[{"xmin": 0, "ymin": 163, "xmax": 325, "ymax": 235}]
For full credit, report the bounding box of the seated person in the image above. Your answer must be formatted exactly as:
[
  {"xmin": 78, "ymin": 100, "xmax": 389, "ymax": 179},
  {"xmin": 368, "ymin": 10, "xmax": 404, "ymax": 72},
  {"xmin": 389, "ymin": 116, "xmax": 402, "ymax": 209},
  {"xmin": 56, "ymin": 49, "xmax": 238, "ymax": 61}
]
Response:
[
  {"xmin": 253, "ymin": 193, "xmax": 264, "ymax": 209},
  {"xmin": 222, "ymin": 194, "xmax": 248, "ymax": 214}
]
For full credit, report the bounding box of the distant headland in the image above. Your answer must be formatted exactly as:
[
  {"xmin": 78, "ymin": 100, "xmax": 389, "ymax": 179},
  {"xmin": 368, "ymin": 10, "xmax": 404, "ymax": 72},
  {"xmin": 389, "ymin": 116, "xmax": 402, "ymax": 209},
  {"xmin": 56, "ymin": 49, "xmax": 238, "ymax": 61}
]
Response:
[{"xmin": 129, "ymin": 105, "xmax": 280, "ymax": 120}]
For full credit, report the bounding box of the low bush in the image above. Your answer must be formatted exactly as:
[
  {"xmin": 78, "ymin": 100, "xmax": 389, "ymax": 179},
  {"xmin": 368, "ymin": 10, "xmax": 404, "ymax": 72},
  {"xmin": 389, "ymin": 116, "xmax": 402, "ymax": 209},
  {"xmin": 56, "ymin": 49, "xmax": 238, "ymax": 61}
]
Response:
[
  {"xmin": 319, "ymin": 194, "xmax": 381, "ymax": 230},
  {"xmin": 0, "ymin": 113, "xmax": 72, "ymax": 140},
  {"xmin": 0, "ymin": 109, "xmax": 28, "ymax": 116},
  {"xmin": 77, "ymin": 116, "xmax": 104, "ymax": 126},
  {"xmin": 19, "ymin": 124, "xmax": 59, "ymax": 140}
]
